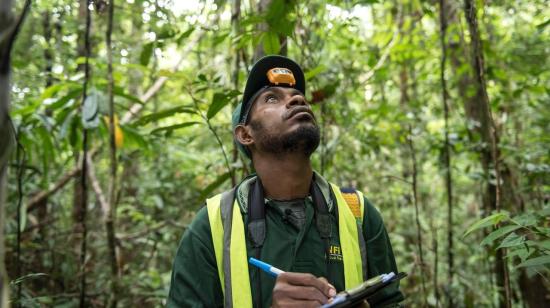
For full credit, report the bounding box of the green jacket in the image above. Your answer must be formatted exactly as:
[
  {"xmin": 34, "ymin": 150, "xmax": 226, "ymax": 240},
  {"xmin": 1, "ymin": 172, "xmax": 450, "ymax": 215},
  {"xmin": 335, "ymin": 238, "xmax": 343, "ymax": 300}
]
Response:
[{"xmin": 168, "ymin": 174, "xmax": 403, "ymax": 307}]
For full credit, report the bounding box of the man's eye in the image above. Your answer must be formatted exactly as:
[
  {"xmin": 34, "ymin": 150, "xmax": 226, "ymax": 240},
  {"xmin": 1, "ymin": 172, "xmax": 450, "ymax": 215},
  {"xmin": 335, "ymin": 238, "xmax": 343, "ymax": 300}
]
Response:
[{"xmin": 265, "ymin": 95, "xmax": 278, "ymax": 103}]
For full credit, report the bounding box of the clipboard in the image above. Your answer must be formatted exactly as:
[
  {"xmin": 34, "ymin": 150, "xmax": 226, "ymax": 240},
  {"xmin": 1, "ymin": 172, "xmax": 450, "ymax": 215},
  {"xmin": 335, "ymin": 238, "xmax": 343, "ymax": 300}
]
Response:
[{"xmin": 322, "ymin": 272, "xmax": 407, "ymax": 308}]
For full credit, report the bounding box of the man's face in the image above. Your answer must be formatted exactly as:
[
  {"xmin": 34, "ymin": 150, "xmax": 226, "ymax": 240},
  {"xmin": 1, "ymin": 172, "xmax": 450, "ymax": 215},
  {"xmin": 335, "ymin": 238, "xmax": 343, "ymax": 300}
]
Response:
[{"xmin": 246, "ymin": 87, "xmax": 320, "ymax": 157}]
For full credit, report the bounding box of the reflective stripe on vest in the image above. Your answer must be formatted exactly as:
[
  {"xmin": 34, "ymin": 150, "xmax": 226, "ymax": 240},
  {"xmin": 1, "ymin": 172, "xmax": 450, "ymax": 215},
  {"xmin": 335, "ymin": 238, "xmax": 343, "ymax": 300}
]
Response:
[
  {"xmin": 330, "ymin": 183, "xmax": 365, "ymax": 289},
  {"xmin": 206, "ymin": 183, "xmax": 365, "ymax": 307},
  {"xmin": 206, "ymin": 192, "xmax": 253, "ymax": 307}
]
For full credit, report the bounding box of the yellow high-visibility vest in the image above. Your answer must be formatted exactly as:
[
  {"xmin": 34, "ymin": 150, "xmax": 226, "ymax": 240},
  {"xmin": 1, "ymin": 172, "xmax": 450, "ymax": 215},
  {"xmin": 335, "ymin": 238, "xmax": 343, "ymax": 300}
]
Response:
[{"xmin": 206, "ymin": 183, "xmax": 366, "ymax": 308}]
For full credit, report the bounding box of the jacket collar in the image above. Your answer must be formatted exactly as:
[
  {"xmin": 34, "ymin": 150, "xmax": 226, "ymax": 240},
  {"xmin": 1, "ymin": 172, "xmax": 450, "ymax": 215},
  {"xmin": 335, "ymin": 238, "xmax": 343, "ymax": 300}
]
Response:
[{"xmin": 235, "ymin": 171, "xmax": 334, "ymax": 214}]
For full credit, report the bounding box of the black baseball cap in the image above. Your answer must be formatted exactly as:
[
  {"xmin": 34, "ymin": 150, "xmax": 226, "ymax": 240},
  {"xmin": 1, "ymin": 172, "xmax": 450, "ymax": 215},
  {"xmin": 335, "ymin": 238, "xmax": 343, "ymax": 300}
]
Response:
[{"xmin": 232, "ymin": 55, "xmax": 306, "ymax": 158}]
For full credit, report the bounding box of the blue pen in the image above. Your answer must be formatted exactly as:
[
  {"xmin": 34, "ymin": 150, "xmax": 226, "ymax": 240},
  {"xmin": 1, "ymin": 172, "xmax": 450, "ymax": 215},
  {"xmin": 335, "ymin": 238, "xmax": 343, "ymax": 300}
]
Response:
[{"xmin": 249, "ymin": 257, "xmax": 285, "ymax": 278}]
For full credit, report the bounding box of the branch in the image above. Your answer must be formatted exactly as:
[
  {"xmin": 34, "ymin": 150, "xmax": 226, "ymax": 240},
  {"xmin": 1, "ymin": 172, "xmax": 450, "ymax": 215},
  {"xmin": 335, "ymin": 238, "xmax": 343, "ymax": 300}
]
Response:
[
  {"xmin": 360, "ymin": 8, "xmax": 401, "ymax": 85},
  {"xmin": 27, "ymin": 167, "xmax": 80, "ymax": 212},
  {"xmin": 117, "ymin": 221, "xmax": 168, "ymax": 241},
  {"xmin": 27, "ymin": 148, "xmax": 99, "ymax": 212},
  {"xmin": 120, "ymin": 31, "xmax": 205, "ymax": 124},
  {"xmin": 86, "ymin": 152, "xmax": 109, "ymax": 219}
]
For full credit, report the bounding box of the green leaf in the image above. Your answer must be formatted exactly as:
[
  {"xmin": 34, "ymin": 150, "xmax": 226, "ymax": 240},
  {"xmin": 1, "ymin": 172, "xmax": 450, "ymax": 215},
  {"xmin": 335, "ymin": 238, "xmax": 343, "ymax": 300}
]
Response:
[
  {"xmin": 266, "ymin": 0, "xmax": 285, "ymax": 22},
  {"xmin": 41, "ymin": 83, "xmax": 66, "ymax": 99},
  {"xmin": 59, "ymin": 109, "xmax": 76, "ymax": 140},
  {"xmin": 536, "ymin": 19, "xmax": 550, "ymax": 30},
  {"xmin": 176, "ymin": 28, "xmax": 195, "ymax": 45},
  {"xmin": 198, "ymin": 172, "xmax": 231, "ymax": 202},
  {"xmin": 157, "ymin": 25, "xmax": 177, "ymax": 39},
  {"xmin": 48, "ymin": 88, "xmax": 82, "ymax": 110},
  {"xmin": 480, "ymin": 225, "xmax": 522, "ymax": 246},
  {"xmin": 516, "ymin": 255, "xmax": 550, "ymax": 268},
  {"xmin": 463, "ymin": 212, "xmax": 510, "ymax": 238},
  {"xmin": 497, "ymin": 232, "xmax": 525, "ymax": 249},
  {"xmin": 530, "ymin": 240, "xmax": 550, "ymax": 251},
  {"xmin": 12, "ymin": 100, "xmax": 41, "ymax": 116},
  {"xmin": 305, "ymin": 65, "xmax": 327, "ymax": 81},
  {"xmin": 135, "ymin": 105, "xmax": 195, "ymax": 126},
  {"xmin": 114, "ymin": 86, "xmax": 144, "ymax": 105},
  {"xmin": 81, "ymin": 91, "xmax": 100, "ymax": 129},
  {"xmin": 262, "ymin": 31, "xmax": 281, "ymax": 55},
  {"xmin": 119, "ymin": 125, "xmax": 148, "ymax": 148},
  {"xmin": 140, "ymin": 42, "xmax": 155, "ymax": 66},
  {"xmin": 212, "ymin": 31, "xmax": 230, "ymax": 46},
  {"xmin": 207, "ymin": 90, "xmax": 240, "ymax": 119},
  {"xmin": 150, "ymin": 121, "xmax": 201, "ymax": 135},
  {"xmin": 69, "ymin": 115, "xmax": 80, "ymax": 148},
  {"xmin": 36, "ymin": 125, "xmax": 54, "ymax": 178},
  {"xmin": 10, "ymin": 273, "xmax": 48, "ymax": 285},
  {"xmin": 197, "ymin": 74, "xmax": 207, "ymax": 82}
]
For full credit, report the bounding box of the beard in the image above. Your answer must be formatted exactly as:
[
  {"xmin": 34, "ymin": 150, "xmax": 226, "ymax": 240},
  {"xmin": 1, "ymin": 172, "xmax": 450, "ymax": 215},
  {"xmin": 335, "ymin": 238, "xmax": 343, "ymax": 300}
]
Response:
[{"xmin": 250, "ymin": 120, "xmax": 321, "ymax": 157}]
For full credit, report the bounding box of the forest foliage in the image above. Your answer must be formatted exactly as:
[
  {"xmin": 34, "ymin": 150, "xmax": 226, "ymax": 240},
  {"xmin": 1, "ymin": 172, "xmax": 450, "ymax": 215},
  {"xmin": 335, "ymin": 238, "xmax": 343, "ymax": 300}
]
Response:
[{"xmin": 2, "ymin": 0, "xmax": 549, "ymax": 307}]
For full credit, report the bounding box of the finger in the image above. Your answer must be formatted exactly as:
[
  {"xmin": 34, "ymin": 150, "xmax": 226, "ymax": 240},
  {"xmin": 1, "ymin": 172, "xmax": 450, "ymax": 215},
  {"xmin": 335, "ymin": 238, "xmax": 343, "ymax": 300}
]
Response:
[
  {"xmin": 273, "ymin": 284, "xmax": 328, "ymax": 306},
  {"xmin": 280, "ymin": 273, "xmax": 336, "ymax": 298},
  {"xmin": 318, "ymin": 277, "xmax": 337, "ymax": 296},
  {"xmin": 286, "ymin": 285, "xmax": 329, "ymax": 304}
]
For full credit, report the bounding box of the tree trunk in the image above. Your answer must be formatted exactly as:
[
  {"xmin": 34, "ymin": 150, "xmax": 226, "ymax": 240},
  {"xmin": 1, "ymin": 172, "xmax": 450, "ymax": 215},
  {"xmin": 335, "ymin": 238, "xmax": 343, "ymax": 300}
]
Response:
[
  {"xmin": 77, "ymin": 0, "xmax": 92, "ymax": 306},
  {"xmin": 438, "ymin": 0, "xmax": 454, "ymax": 306},
  {"xmin": 1, "ymin": 1, "xmax": 31, "ymax": 306},
  {"xmin": 253, "ymin": 0, "xmax": 289, "ymax": 61},
  {"xmin": 43, "ymin": 11, "xmax": 53, "ymax": 88},
  {"xmin": 72, "ymin": 0, "xmax": 88, "ymax": 237},
  {"xmin": 407, "ymin": 125, "xmax": 428, "ymax": 305},
  {"xmin": 106, "ymin": 0, "xmax": 120, "ymax": 306},
  {"xmin": 253, "ymin": 0, "xmax": 271, "ymax": 61},
  {"xmin": 462, "ymin": 1, "xmax": 511, "ymax": 306}
]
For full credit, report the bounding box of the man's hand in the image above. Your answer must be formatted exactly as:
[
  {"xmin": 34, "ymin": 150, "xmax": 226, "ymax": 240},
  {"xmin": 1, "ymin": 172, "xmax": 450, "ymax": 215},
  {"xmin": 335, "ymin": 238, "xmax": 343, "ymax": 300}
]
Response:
[{"xmin": 272, "ymin": 272, "xmax": 337, "ymax": 308}]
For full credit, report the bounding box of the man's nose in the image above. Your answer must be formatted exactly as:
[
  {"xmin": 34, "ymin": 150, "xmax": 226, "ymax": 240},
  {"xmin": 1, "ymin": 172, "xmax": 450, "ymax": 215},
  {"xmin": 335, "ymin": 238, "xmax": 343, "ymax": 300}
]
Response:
[{"xmin": 286, "ymin": 95, "xmax": 307, "ymax": 108}]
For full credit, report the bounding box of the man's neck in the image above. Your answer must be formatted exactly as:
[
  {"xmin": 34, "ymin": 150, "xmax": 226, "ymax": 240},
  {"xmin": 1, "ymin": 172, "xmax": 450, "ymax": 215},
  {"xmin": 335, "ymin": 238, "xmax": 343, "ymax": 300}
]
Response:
[{"xmin": 253, "ymin": 154, "xmax": 313, "ymax": 200}]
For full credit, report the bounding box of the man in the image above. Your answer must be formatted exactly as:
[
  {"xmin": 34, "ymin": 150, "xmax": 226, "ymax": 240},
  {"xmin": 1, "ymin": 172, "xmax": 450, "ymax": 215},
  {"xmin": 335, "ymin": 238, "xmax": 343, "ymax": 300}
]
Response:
[{"xmin": 168, "ymin": 55, "xmax": 403, "ymax": 307}]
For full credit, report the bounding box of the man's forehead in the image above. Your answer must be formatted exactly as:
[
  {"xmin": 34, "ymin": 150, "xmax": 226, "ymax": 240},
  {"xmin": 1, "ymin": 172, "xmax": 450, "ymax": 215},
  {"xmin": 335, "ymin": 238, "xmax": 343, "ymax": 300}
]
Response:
[{"xmin": 261, "ymin": 86, "xmax": 304, "ymax": 96}]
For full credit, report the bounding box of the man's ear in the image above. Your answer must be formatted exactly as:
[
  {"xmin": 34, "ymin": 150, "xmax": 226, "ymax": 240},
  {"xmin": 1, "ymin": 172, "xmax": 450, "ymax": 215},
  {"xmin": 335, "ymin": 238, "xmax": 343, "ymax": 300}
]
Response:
[{"xmin": 234, "ymin": 124, "xmax": 254, "ymax": 146}]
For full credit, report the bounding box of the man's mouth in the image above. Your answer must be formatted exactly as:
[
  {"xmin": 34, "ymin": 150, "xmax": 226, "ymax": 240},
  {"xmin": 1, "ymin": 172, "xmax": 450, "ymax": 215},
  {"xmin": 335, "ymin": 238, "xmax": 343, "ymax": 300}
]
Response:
[{"xmin": 287, "ymin": 107, "xmax": 314, "ymax": 121}]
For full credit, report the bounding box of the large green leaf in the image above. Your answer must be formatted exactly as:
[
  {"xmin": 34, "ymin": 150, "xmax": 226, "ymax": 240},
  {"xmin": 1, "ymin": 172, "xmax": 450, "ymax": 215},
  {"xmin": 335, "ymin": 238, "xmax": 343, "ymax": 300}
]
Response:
[
  {"xmin": 150, "ymin": 121, "xmax": 201, "ymax": 135},
  {"xmin": 135, "ymin": 105, "xmax": 195, "ymax": 126},
  {"xmin": 516, "ymin": 255, "xmax": 550, "ymax": 268},
  {"xmin": 9, "ymin": 273, "xmax": 48, "ymax": 286},
  {"xmin": 81, "ymin": 91, "xmax": 100, "ymax": 129},
  {"xmin": 41, "ymin": 83, "xmax": 67, "ymax": 99},
  {"xmin": 497, "ymin": 232, "xmax": 525, "ymax": 249},
  {"xmin": 114, "ymin": 86, "xmax": 144, "ymax": 105},
  {"xmin": 266, "ymin": 0, "xmax": 285, "ymax": 22},
  {"xmin": 36, "ymin": 125, "xmax": 54, "ymax": 177},
  {"xmin": 176, "ymin": 28, "xmax": 195, "ymax": 45},
  {"xmin": 119, "ymin": 125, "xmax": 149, "ymax": 149},
  {"xmin": 480, "ymin": 225, "xmax": 522, "ymax": 246},
  {"xmin": 305, "ymin": 65, "xmax": 327, "ymax": 81},
  {"xmin": 207, "ymin": 90, "xmax": 240, "ymax": 119},
  {"xmin": 463, "ymin": 212, "xmax": 510, "ymax": 238},
  {"xmin": 49, "ymin": 88, "xmax": 82, "ymax": 110},
  {"xmin": 262, "ymin": 31, "xmax": 281, "ymax": 55},
  {"xmin": 140, "ymin": 42, "xmax": 155, "ymax": 66}
]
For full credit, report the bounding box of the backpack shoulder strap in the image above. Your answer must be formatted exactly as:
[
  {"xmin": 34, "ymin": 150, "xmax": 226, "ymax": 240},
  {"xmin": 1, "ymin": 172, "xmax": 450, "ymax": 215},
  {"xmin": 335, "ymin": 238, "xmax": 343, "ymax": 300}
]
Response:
[{"xmin": 339, "ymin": 187, "xmax": 364, "ymax": 221}]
